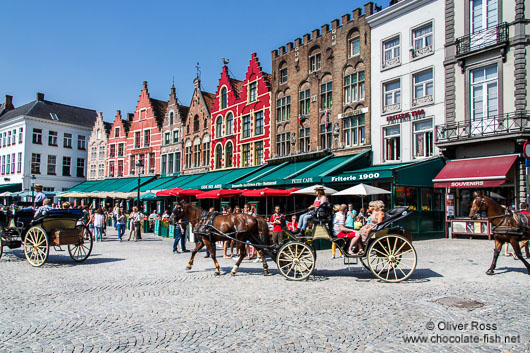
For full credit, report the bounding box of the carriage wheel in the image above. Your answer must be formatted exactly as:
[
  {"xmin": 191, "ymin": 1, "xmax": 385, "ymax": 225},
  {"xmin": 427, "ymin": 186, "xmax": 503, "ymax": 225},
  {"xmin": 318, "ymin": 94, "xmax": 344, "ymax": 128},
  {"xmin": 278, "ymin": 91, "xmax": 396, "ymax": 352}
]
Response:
[
  {"xmin": 276, "ymin": 241, "xmax": 315, "ymax": 281},
  {"xmin": 68, "ymin": 225, "xmax": 93, "ymax": 262},
  {"xmin": 24, "ymin": 226, "xmax": 49, "ymax": 267},
  {"xmin": 367, "ymin": 234, "xmax": 417, "ymax": 283}
]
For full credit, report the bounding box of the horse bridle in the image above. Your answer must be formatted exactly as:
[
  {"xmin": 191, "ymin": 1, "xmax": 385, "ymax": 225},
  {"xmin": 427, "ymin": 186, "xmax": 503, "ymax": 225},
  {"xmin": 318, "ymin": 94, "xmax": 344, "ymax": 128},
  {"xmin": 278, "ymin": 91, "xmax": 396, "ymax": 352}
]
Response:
[{"xmin": 471, "ymin": 196, "xmax": 487, "ymax": 219}]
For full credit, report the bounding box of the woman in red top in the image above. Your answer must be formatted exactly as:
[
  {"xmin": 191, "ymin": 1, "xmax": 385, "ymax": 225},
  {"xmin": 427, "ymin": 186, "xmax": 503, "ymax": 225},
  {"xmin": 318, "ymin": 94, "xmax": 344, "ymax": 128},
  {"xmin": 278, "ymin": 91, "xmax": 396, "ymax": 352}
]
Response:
[
  {"xmin": 294, "ymin": 187, "xmax": 328, "ymax": 234},
  {"xmin": 287, "ymin": 215, "xmax": 298, "ymax": 231}
]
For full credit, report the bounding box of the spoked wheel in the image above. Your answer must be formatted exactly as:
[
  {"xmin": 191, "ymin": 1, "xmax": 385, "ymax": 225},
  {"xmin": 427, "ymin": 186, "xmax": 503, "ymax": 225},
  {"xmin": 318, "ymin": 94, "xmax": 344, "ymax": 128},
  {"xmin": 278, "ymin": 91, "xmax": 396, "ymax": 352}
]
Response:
[
  {"xmin": 367, "ymin": 234, "xmax": 417, "ymax": 283},
  {"xmin": 68, "ymin": 225, "xmax": 93, "ymax": 262},
  {"xmin": 24, "ymin": 226, "xmax": 49, "ymax": 267},
  {"xmin": 276, "ymin": 241, "xmax": 315, "ymax": 281}
]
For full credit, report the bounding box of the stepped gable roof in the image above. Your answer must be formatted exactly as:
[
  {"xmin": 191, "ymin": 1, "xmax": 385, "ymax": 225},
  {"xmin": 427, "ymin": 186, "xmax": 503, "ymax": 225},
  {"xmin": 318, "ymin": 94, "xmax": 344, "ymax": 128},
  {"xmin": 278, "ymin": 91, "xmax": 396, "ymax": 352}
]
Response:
[
  {"xmin": 150, "ymin": 98, "xmax": 168, "ymax": 127},
  {"xmin": 0, "ymin": 99, "xmax": 97, "ymax": 128},
  {"xmin": 201, "ymin": 91, "xmax": 216, "ymax": 114},
  {"xmin": 103, "ymin": 121, "xmax": 113, "ymax": 134},
  {"xmin": 229, "ymin": 78, "xmax": 244, "ymax": 99},
  {"xmin": 178, "ymin": 104, "xmax": 189, "ymax": 119}
]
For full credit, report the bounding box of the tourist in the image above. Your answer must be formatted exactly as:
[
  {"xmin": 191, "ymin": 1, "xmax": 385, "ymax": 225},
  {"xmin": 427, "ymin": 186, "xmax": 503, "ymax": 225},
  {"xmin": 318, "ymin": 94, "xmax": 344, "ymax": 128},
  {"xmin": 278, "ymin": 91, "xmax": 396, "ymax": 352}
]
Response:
[
  {"xmin": 116, "ymin": 208, "xmax": 126, "ymax": 241},
  {"xmin": 128, "ymin": 208, "xmax": 137, "ymax": 241},
  {"xmin": 270, "ymin": 205, "xmax": 285, "ymax": 247},
  {"xmin": 61, "ymin": 201, "xmax": 71, "ymax": 209},
  {"xmin": 294, "ymin": 186, "xmax": 328, "ymax": 234},
  {"xmin": 348, "ymin": 201, "xmax": 385, "ymax": 255},
  {"xmin": 173, "ymin": 218, "xmax": 185, "ymax": 253},
  {"xmin": 132, "ymin": 206, "xmax": 144, "ymax": 241},
  {"xmin": 92, "ymin": 208, "xmax": 106, "ymax": 242},
  {"xmin": 288, "ymin": 215, "xmax": 298, "ymax": 231},
  {"xmin": 345, "ymin": 203, "xmax": 357, "ymax": 228},
  {"xmin": 113, "ymin": 204, "xmax": 120, "ymax": 229},
  {"xmin": 34, "ymin": 199, "xmax": 52, "ymax": 218},
  {"xmin": 234, "ymin": 205, "xmax": 241, "ymax": 213}
]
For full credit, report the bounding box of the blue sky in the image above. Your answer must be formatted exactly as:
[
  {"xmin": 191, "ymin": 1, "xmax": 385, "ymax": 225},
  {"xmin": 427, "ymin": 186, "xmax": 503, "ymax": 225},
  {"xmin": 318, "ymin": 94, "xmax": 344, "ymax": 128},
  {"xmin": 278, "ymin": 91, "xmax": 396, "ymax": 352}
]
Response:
[{"xmin": 1, "ymin": 0, "xmax": 382, "ymax": 121}]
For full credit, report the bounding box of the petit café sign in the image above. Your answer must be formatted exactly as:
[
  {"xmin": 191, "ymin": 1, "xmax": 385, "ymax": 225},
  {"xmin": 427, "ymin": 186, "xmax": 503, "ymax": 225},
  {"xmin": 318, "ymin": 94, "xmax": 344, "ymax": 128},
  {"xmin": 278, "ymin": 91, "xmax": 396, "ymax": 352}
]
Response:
[{"xmin": 386, "ymin": 109, "xmax": 425, "ymax": 122}]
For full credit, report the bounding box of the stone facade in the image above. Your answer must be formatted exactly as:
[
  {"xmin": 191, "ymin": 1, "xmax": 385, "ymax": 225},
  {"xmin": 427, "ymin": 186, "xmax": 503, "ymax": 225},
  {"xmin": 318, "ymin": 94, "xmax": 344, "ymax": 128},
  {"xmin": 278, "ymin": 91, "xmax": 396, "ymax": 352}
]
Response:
[
  {"xmin": 270, "ymin": 2, "xmax": 375, "ymax": 161},
  {"xmin": 160, "ymin": 87, "xmax": 188, "ymax": 177},
  {"xmin": 210, "ymin": 53, "xmax": 272, "ymax": 170},
  {"xmin": 106, "ymin": 110, "xmax": 130, "ymax": 178},
  {"xmin": 87, "ymin": 112, "xmax": 111, "ymax": 180},
  {"xmin": 181, "ymin": 77, "xmax": 215, "ymax": 175}
]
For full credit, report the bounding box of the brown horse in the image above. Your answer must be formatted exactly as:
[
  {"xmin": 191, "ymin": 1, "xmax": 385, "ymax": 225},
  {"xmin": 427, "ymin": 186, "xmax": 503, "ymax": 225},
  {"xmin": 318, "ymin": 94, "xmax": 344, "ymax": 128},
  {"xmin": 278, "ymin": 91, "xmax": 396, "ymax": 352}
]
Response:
[
  {"xmin": 469, "ymin": 194, "xmax": 530, "ymax": 275},
  {"xmin": 170, "ymin": 202, "xmax": 271, "ymax": 276}
]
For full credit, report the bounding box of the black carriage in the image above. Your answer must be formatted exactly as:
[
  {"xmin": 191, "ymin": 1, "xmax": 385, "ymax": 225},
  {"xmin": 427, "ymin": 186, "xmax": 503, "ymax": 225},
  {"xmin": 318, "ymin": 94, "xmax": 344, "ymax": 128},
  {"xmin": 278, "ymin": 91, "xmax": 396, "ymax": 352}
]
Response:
[
  {"xmin": 0, "ymin": 208, "xmax": 93, "ymax": 267},
  {"xmin": 276, "ymin": 205, "xmax": 417, "ymax": 282}
]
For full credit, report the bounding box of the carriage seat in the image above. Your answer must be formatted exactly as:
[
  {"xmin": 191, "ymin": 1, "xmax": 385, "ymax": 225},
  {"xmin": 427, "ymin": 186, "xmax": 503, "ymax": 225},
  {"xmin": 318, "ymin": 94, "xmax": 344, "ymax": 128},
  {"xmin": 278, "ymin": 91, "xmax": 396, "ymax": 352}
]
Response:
[
  {"xmin": 31, "ymin": 209, "xmax": 83, "ymax": 225},
  {"xmin": 311, "ymin": 202, "xmax": 333, "ymax": 224},
  {"xmin": 373, "ymin": 206, "xmax": 411, "ymax": 232}
]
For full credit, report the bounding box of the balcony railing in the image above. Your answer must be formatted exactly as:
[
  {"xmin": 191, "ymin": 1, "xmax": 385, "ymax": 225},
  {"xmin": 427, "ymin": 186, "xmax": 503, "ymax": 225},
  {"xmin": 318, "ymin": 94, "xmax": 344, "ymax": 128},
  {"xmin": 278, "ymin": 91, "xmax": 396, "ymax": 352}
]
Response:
[
  {"xmin": 435, "ymin": 111, "xmax": 530, "ymax": 143},
  {"xmin": 456, "ymin": 22, "xmax": 509, "ymax": 56}
]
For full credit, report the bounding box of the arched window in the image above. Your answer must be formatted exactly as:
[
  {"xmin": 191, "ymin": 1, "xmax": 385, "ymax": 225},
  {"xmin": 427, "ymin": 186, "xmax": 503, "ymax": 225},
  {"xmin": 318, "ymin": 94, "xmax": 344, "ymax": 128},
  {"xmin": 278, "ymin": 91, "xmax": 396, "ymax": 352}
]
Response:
[
  {"xmin": 221, "ymin": 87, "xmax": 227, "ymax": 109},
  {"xmin": 225, "ymin": 142, "xmax": 233, "ymax": 168},
  {"xmin": 226, "ymin": 112, "xmax": 233, "ymax": 135},
  {"xmin": 193, "ymin": 115, "xmax": 200, "ymax": 132},
  {"xmin": 216, "ymin": 116, "xmax": 223, "ymax": 138},
  {"xmin": 215, "ymin": 144, "xmax": 223, "ymax": 169},
  {"xmin": 169, "ymin": 112, "xmax": 174, "ymax": 125}
]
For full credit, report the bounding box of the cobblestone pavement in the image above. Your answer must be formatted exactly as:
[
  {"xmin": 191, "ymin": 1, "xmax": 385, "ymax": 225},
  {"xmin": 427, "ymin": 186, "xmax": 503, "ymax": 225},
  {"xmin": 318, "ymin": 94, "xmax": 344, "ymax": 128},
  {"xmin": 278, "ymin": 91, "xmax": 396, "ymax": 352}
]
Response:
[{"xmin": 0, "ymin": 229, "xmax": 529, "ymax": 353}]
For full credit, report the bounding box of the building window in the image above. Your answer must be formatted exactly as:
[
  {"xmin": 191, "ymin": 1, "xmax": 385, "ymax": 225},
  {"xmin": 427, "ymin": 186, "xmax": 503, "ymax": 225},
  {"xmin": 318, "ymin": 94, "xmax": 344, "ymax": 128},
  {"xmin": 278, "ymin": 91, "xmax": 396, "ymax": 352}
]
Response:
[
  {"xmin": 412, "ymin": 23, "xmax": 433, "ymax": 54},
  {"xmin": 299, "ymin": 89, "xmax": 310, "ymax": 116},
  {"xmin": 109, "ymin": 161, "xmax": 115, "ymax": 177},
  {"xmin": 76, "ymin": 158, "xmax": 85, "ymax": 177},
  {"xmin": 221, "ymin": 87, "xmax": 227, "ymax": 109},
  {"xmin": 173, "ymin": 130, "xmax": 179, "ymax": 143},
  {"xmin": 255, "ymin": 111, "xmax": 264, "ymax": 135},
  {"xmin": 413, "ymin": 69, "xmax": 434, "ymax": 106},
  {"xmin": 254, "ymin": 141, "xmax": 263, "ymax": 166},
  {"xmin": 114, "ymin": 127, "xmax": 120, "ymax": 137},
  {"xmin": 117, "ymin": 160, "xmax": 124, "ymax": 177},
  {"xmin": 471, "ymin": 64, "xmax": 498, "ymax": 121},
  {"xmin": 149, "ymin": 153, "xmax": 155, "ymax": 173},
  {"xmin": 276, "ymin": 132, "xmax": 291, "ymax": 157},
  {"xmin": 91, "ymin": 147, "xmax": 97, "ymax": 160},
  {"xmin": 344, "ymin": 71, "xmax": 365, "ymax": 104},
  {"xmin": 319, "ymin": 118, "xmax": 332, "ymax": 150},
  {"xmin": 0, "ymin": 133, "xmax": 3, "ymax": 147},
  {"xmin": 193, "ymin": 143, "xmax": 201, "ymax": 168},
  {"xmin": 299, "ymin": 127, "xmax": 310, "ymax": 153},
  {"xmin": 17, "ymin": 152, "xmax": 22, "ymax": 173},
  {"xmin": 98, "ymin": 163, "xmax": 104, "ymax": 178},
  {"xmin": 280, "ymin": 67, "xmax": 288, "ymax": 84},
  {"xmin": 62, "ymin": 157, "xmax": 71, "ymax": 176},
  {"xmin": 161, "ymin": 155, "xmax": 167, "ymax": 175},
  {"xmin": 175, "ymin": 152, "xmax": 181, "ymax": 172},
  {"xmin": 98, "ymin": 145, "xmax": 105, "ymax": 159},
  {"xmin": 164, "ymin": 132, "xmax": 170, "ymax": 145},
  {"xmin": 5, "ymin": 154, "xmax": 10, "ymax": 174},
  {"xmin": 167, "ymin": 153, "xmax": 174, "ymax": 174},
  {"xmin": 320, "ymin": 82, "xmax": 333, "ymax": 110},
  {"xmin": 90, "ymin": 165, "xmax": 96, "ymax": 178},
  {"xmin": 64, "ymin": 133, "xmax": 72, "ymax": 148},
  {"xmin": 11, "ymin": 129, "xmax": 15, "ymax": 144},
  {"xmin": 134, "ymin": 132, "xmax": 140, "ymax": 148},
  {"xmin": 242, "ymin": 115, "xmax": 251, "ymax": 138},
  {"xmin": 193, "ymin": 116, "xmax": 200, "ymax": 133},
  {"xmin": 10, "ymin": 154, "xmax": 14, "ymax": 174},
  {"xmin": 276, "ymin": 96, "xmax": 291, "ymax": 122},
  {"xmin": 413, "ymin": 119, "xmax": 434, "ymax": 158},
  {"xmin": 309, "ymin": 53, "xmax": 321, "ymax": 72},
  {"xmin": 216, "ymin": 116, "xmax": 223, "ymax": 138},
  {"xmin": 202, "ymin": 142, "xmax": 209, "ymax": 167},
  {"xmin": 215, "ymin": 144, "xmax": 222, "ymax": 169},
  {"xmin": 242, "ymin": 143, "xmax": 251, "ymax": 167},
  {"xmin": 144, "ymin": 130, "xmax": 150, "ymax": 147},
  {"xmin": 169, "ymin": 112, "xmax": 174, "ymax": 125},
  {"xmin": 471, "ymin": 0, "xmax": 498, "ymax": 33},
  {"xmin": 118, "ymin": 143, "xmax": 124, "ymax": 157},
  {"xmin": 31, "ymin": 153, "xmax": 41, "ymax": 174},
  {"xmin": 343, "ymin": 115, "xmax": 365, "ymax": 147},
  {"xmin": 349, "ymin": 38, "xmax": 360, "ymax": 57},
  {"xmin": 130, "ymin": 155, "xmax": 136, "ymax": 174},
  {"xmin": 77, "ymin": 135, "xmax": 86, "ymax": 150},
  {"xmin": 18, "ymin": 128, "xmax": 23, "ymax": 143},
  {"xmin": 185, "ymin": 146, "xmax": 192, "ymax": 169},
  {"xmin": 384, "ymin": 125, "xmax": 401, "ymax": 161},
  {"xmin": 226, "ymin": 113, "xmax": 233, "ymax": 135},
  {"xmin": 225, "ymin": 142, "xmax": 233, "ymax": 168},
  {"xmin": 48, "ymin": 131, "xmax": 58, "ymax": 146},
  {"xmin": 109, "ymin": 145, "xmax": 116, "ymax": 158},
  {"xmin": 249, "ymin": 82, "xmax": 257, "ymax": 102},
  {"xmin": 383, "ymin": 80, "xmax": 401, "ymax": 113},
  {"xmin": 8, "ymin": 130, "xmax": 12, "ymax": 145},
  {"xmin": 96, "ymin": 129, "xmax": 101, "ymax": 140},
  {"xmin": 1, "ymin": 156, "xmax": 4, "ymax": 174},
  {"xmin": 186, "ymin": 125, "xmax": 189, "ymax": 135},
  {"xmin": 383, "ymin": 36, "xmax": 401, "ymax": 68},
  {"xmin": 32, "ymin": 128, "xmax": 42, "ymax": 144}
]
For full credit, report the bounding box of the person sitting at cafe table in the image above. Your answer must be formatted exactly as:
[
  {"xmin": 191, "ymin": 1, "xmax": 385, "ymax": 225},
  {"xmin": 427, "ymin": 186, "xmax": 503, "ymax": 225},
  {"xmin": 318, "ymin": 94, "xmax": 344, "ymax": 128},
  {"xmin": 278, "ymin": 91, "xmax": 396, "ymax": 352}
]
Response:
[{"xmin": 294, "ymin": 186, "xmax": 328, "ymax": 235}]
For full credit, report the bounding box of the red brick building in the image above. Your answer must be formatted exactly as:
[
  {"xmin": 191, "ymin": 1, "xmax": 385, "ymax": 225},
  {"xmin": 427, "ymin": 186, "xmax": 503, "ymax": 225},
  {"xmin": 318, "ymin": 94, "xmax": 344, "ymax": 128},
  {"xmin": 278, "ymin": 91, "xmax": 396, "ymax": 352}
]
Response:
[
  {"xmin": 210, "ymin": 53, "xmax": 272, "ymax": 170},
  {"xmin": 126, "ymin": 81, "xmax": 167, "ymax": 176},
  {"xmin": 106, "ymin": 110, "xmax": 130, "ymax": 178}
]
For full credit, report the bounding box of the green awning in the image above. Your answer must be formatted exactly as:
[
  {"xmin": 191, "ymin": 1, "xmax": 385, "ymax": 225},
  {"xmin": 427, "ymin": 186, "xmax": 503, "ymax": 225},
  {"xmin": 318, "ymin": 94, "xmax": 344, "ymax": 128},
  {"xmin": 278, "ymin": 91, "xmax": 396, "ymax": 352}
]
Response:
[
  {"xmin": 141, "ymin": 177, "xmax": 177, "ymax": 191},
  {"xmin": 184, "ymin": 170, "xmax": 236, "ymax": 190},
  {"xmin": 163, "ymin": 174, "xmax": 204, "ymax": 189},
  {"xmin": 231, "ymin": 163, "xmax": 287, "ymax": 187},
  {"xmin": 395, "ymin": 157, "xmax": 446, "ymax": 187},
  {"xmin": 323, "ymin": 163, "xmax": 409, "ymax": 184},
  {"xmin": 199, "ymin": 166, "xmax": 263, "ymax": 190},
  {"xmin": 66, "ymin": 180, "xmax": 99, "ymax": 192},
  {"xmin": 115, "ymin": 177, "xmax": 155, "ymax": 192},
  {"xmin": 0, "ymin": 183, "xmax": 22, "ymax": 193}
]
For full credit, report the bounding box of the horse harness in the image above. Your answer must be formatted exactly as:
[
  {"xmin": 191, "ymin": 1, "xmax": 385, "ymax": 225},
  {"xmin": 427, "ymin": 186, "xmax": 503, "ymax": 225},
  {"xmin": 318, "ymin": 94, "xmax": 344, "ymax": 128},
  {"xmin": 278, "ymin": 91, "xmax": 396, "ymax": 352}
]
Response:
[{"xmin": 491, "ymin": 209, "xmax": 530, "ymax": 237}]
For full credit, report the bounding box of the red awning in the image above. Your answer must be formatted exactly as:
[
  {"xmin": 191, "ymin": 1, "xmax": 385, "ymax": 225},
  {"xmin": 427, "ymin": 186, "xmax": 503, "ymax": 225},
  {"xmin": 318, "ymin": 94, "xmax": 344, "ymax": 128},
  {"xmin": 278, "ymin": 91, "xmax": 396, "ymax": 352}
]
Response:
[
  {"xmin": 156, "ymin": 188, "xmax": 183, "ymax": 196},
  {"xmin": 173, "ymin": 188, "xmax": 204, "ymax": 197},
  {"xmin": 241, "ymin": 188, "xmax": 291, "ymax": 197},
  {"xmin": 196, "ymin": 189, "xmax": 245, "ymax": 199},
  {"xmin": 433, "ymin": 155, "xmax": 518, "ymax": 188}
]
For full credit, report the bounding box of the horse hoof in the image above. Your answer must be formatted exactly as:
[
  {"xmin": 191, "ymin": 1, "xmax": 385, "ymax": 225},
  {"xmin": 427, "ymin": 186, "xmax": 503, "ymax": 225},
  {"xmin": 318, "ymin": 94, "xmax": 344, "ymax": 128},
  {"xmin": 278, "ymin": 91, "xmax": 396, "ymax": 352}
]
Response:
[
  {"xmin": 486, "ymin": 270, "xmax": 494, "ymax": 275},
  {"xmin": 264, "ymin": 269, "xmax": 270, "ymax": 275},
  {"xmin": 186, "ymin": 266, "xmax": 191, "ymax": 270},
  {"xmin": 214, "ymin": 271, "xmax": 221, "ymax": 276},
  {"xmin": 230, "ymin": 271, "xmax": 236, "ymax": 276}
]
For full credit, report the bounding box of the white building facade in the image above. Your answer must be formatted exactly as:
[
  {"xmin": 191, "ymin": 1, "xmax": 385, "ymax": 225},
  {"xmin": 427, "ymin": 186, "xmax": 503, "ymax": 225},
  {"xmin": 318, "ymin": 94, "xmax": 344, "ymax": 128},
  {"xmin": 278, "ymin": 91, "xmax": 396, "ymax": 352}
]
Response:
[
  {"xmin": 367, "ymin": 0, "xmax": 445, "ymax": 165},
  {"xmin": 0, "ymin": 93, "xmax": 97, "ymax": 194}
]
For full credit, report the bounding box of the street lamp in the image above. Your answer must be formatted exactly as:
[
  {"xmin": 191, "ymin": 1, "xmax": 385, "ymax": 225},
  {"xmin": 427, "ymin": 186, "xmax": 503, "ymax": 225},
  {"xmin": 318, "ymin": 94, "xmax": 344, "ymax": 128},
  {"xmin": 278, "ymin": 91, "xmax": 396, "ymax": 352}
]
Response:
[
  {"xmin": 136, "ymin": 160, "xmax": 144, "ymax": 210},
  {"xmin": 31, "ymin": 175, "xmax": 36, "ymax": 208}
]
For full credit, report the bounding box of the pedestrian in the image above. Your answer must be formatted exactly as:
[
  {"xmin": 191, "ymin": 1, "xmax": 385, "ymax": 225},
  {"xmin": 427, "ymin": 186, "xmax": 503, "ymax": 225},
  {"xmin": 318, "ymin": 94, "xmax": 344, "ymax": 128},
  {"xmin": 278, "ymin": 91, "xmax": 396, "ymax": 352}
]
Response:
[
  {"xmin": 128, "ymin": 208, "xmax": 137, "ymax": 241},
  {"xmin": 132, "ymin": 206, "xmax": 144, "ymax": 241},
  {"xmin": 270, "ymin": 205, "xmax": 285, "ymax": 247},
  {"xmin": 116, "ymin": 208, "xmax": 126, "ymax": 241},
  {"xmin": 93, "ymin": 207, "xmax": 106, "ymax": 242},
  {"xmin": 173, "ymin": 219, "xmax": 185, "ymax": 253},
  {"xmin": 345, "ymin": 203, "xmax": 357, "ymax": 228},
  {"xmin": 113, "ymin": 203, "xmax": 120, "ymax": 229},
  {"xmin": 288, "ymin": 215, "xmax": 298, "ymax": 231}
]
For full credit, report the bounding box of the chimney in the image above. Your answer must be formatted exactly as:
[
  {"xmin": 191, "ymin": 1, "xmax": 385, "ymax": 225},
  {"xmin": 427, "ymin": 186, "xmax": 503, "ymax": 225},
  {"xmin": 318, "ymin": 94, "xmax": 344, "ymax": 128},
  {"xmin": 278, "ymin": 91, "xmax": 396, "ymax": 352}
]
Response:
[
  {"xmin": 364, "ymin": 2, "xmax": 375, "ymax": 16},
  {"xmin": 4, "ymin": 95, "xmax": 14, "ymax": 110},
  {"xmin": 142, "ymin": 81, "xmax": 148, "ymax": 90},
  {"xmin": 36, "ymin": 92, "xmax": 45, "ymax": 101}
]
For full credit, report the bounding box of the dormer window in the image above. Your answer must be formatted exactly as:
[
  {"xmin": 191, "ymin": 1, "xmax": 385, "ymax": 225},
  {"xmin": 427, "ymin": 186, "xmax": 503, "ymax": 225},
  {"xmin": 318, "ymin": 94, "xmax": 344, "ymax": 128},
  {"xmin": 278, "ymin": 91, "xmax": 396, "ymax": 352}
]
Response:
[
  {"xmin": 221, "ymin": 87, "xmax": 227, "ymax": 109},
  {"xmin": 249, "ymin": 82, "xmax": 257, "ymax": 102}
]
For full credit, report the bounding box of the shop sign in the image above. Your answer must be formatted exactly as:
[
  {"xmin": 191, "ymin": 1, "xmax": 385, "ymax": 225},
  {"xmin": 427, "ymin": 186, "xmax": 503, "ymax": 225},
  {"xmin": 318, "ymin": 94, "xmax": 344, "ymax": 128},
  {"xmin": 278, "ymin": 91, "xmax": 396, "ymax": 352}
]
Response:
[
  {"xmin": 231, "ymin": 180, "xmax": 279, "ymax": 188},
  {"xmin": 323, "ymin": 170, "xmax": 392, "ymax": 183},
  {"xmin": 524, "ymin": 141, "xmax": 530, "ymax": 159},
  {"xmin": 288, "ymin": 177, "xmax": 316, "ymax": 184},
  {"xmin": 132, "ymin": 147, "xmax": 153, "ymax": 154},
  {"xmin": 201, "ymin": 184, "xmax": 223, "ymax": 190},
  {"xmin": 386, "ymin": 109, "xmax": 425, "ymax": 122},
  {"xmin": 339, "ymin": 107, "xmax": 369, "ymax": 119}
]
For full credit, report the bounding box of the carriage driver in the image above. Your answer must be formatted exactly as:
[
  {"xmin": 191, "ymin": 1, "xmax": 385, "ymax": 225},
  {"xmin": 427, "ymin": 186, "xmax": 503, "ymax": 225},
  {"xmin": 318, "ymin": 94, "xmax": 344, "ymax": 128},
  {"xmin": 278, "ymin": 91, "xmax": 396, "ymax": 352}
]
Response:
[
  {"xmin": 34, "ymin": 199, "xmax": 52, "ymax": 218},
  {"xmin": 33, "ymin": 184, "xmax": 46, "ymax": 207}
]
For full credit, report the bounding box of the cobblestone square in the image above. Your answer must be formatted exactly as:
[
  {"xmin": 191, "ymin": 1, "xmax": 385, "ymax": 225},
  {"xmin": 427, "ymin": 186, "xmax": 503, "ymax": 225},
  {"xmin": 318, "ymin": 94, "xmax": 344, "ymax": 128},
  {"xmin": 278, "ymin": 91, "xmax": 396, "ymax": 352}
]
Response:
[{"xmin": 0, "ymin": 230, "xmax": 528, "ymax": 352}]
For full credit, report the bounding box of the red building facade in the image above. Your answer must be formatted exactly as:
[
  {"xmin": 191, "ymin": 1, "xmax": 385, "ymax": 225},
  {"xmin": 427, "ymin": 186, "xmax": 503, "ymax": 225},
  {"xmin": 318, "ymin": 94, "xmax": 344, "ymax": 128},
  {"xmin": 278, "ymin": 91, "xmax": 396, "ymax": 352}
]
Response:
[
  {"xmin": 210, "ymin": 53, "xmax": 272, "ymax": 170},
  {"xmin": 126, "ymin": 81, "xmax": 166, "ymax": 176},
  {"xmin": 106, "ymin": 110, "xmax": 130, "ymax": 178}
]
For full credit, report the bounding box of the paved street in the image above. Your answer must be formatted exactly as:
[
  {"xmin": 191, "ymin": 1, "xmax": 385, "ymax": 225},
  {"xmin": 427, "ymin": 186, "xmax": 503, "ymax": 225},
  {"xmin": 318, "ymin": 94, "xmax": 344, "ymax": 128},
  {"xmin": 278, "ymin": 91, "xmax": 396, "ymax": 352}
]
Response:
[{"xmin": 0, "ymin": 229, "xmax": 529, "ymax": 353}]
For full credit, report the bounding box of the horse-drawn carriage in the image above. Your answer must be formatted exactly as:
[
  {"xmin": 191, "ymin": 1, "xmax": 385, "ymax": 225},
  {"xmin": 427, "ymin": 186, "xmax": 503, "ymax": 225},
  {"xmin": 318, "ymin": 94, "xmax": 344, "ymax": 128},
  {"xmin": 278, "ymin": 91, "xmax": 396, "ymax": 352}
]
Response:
[
  {"xmin": 173, "ymin": 202, "xmax": 417, "ymax": 282},
  {"xmin": 0, "ymin": 208, "xmax": 92, "ymax": 267}
]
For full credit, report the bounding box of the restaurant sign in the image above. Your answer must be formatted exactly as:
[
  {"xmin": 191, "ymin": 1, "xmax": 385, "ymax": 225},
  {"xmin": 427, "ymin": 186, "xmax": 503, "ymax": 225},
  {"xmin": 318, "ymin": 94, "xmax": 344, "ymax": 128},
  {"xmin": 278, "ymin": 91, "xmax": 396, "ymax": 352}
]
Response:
[
  {"xmin": 323, "ymin": 170, "xmax": 393, "ymax": 183},
  {"xmin": 200, "ymin": 184, "xmax": 223, "ymax": 190},
  {"xmin": 231, "ymin": 180, "xmax": 279, "ymax": 188},
  {"xmin": 386, "ymin": 109, "xmax": 425, "ymax": 122}
]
